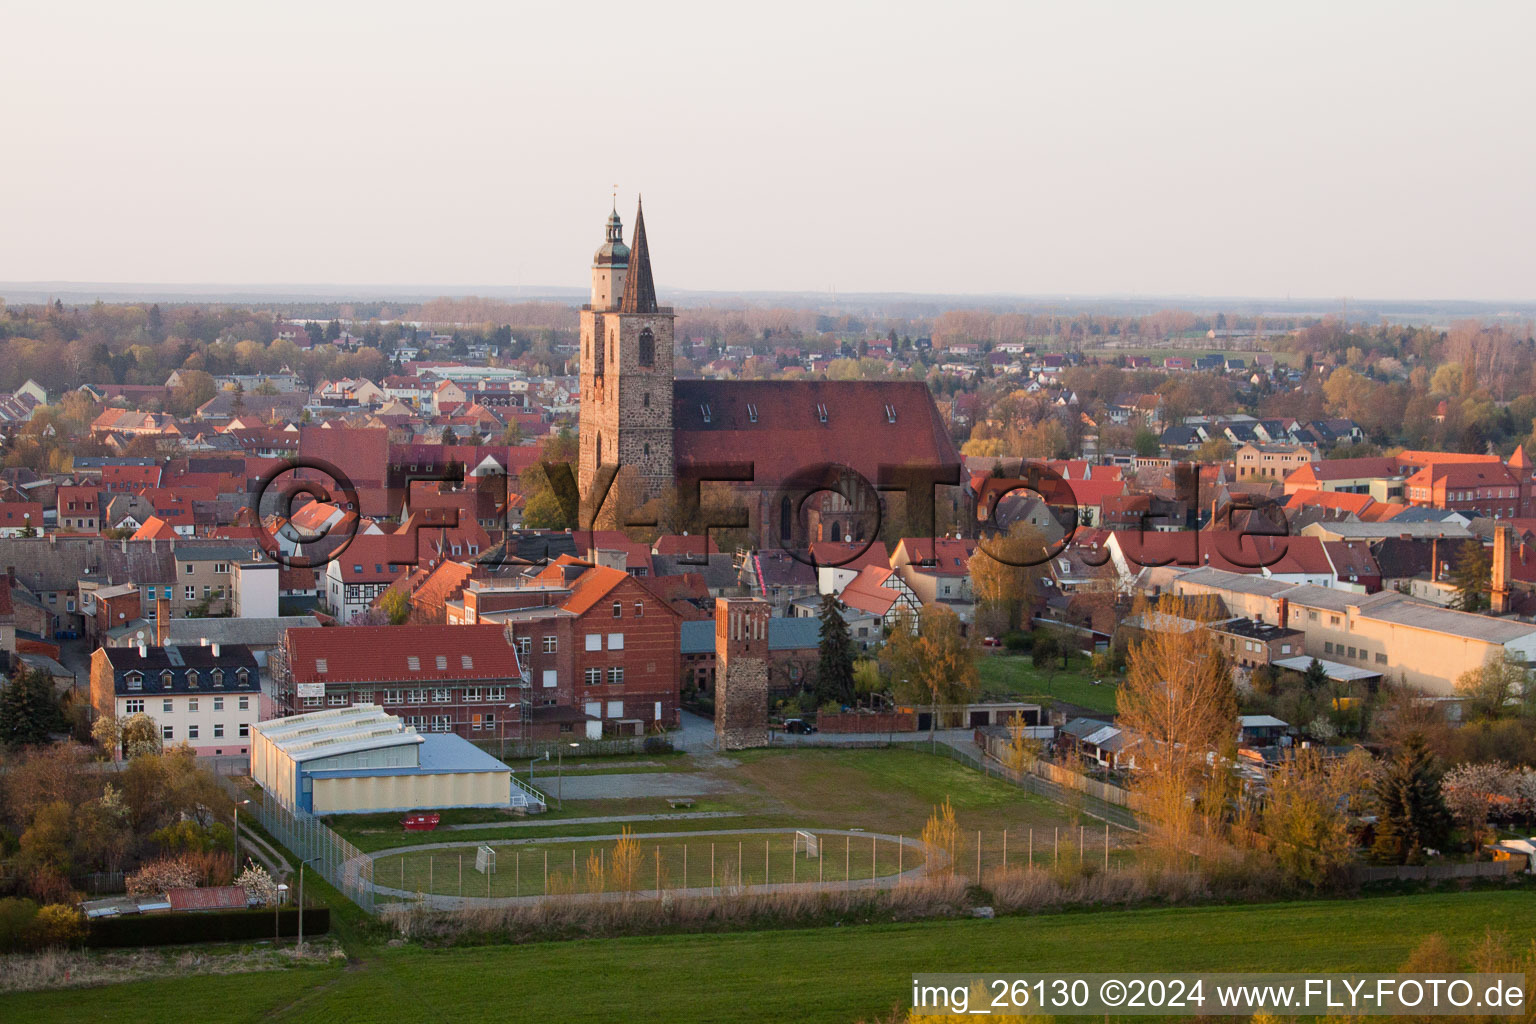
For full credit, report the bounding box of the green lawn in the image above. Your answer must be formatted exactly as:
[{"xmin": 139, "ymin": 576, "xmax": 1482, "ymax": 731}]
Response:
[
  {"xmin": 977, "ymin": 653, "xmax": 1118, "ymax": 714},
  {"xmin": 10, "ymin": 889, "xmax": 1532, "ymax": 1023}
]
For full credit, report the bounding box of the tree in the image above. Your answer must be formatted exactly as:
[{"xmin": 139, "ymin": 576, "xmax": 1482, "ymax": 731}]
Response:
[
  {"xmin": 378, "ymin": 587, "xmax": 412, "ymax": 626},
  {"xmin": 882, "ymin": 606, "xmax": 980, "ymax": 729},
  {"xmin": 1454, "ymin": 654, "xmax": 1529, "ymax": 721},
  {"xmin": 0, "ymin": 667, "xmax": 65, "ymax": 747},
  {"xmin": 1371, "ymin": 733, "xmax": 1452, "ymax": 865},
  {"xmin": 815, "ymin": 594, "xmax": 856, "ymax": 707},
  {"xmin": 1117, "ymin": 597, "xmax": 1237, "ymax": 859},
  {"xmin": 1194, "ymin": 437, "xmax": 1234, "ymax": 463},
  {"xmin": 851, "ymin": 659, "xmax": 883, "ymax": 703},
  {"xmin": 121, "ymin": 712, "xmax": 162, "ymax": 760},
  {"xmin": 1302, "ymin": 657, "xmax": 1330, "ymax": 693},
  {"xmin": 1133, "ymin": 427, "xmax": 1161, "ymax": 457},
  {"xmin": 500, "ymin": 420, "xmax": 524, "ymax": 445},
  {"xmin": 968, "ymin": 522, "xmax": 1048, "ymax": 632},
  {"xmin": 1448, "ymin": 539, "xmax": 1491, "ymax": 612},
  {"xmin": 1260, "ymin": 747, "xmax": 1358, "ymax": 888},
  {"xmin": 441, "ymin": 425, "xmax": 459, "ymax": 446}
]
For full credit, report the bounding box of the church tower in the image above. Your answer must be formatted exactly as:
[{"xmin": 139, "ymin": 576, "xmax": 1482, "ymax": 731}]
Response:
[{"xmin": 577, "ymin": 198, "xmax": 676, "ymax": 515}]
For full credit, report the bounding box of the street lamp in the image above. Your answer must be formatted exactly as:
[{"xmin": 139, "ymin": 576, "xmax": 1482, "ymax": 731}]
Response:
[
  {"xmin": 232, "ymin": 798, "xmax": 251, "ymax": 875},
  {"xmin": 556, "ymin": 741, "xmax": 578, "ymax": 810}
]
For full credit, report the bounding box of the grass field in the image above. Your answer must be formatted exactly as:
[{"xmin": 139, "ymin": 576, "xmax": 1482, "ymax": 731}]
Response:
[
  {"xmin": 977, "ymin": 654, "xmax": 1119, "ymax": 714},
  {"xmin": 373, "ymin": 830, "xmax": 917, "ymax": 897},
  {"xmin": 9, "ymin": 889, "xmax": 1532, "ymax": 1023},
  {"xmin": 327, "ymin": 748, "xmax": 1089, "ymax": 855}
]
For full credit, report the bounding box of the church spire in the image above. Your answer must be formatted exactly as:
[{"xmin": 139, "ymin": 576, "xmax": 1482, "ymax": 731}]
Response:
[{"xmin": 619, "ymin": 196, "xmax": 658, "ymax": 314}]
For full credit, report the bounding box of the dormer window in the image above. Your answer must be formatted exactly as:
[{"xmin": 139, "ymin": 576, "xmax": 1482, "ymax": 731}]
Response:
[
  {"xmin": 161, "ymin": 670, "xmax": 175, "ymax": 689},
  {"xmin": 211, "ymin": 669, "xmax": 224, "ymax": 688},
  {"xmin": 235, "ymin": 669, "xmax": 249, "ymax": 686},
  {"xmin": 185, "ymin": 670, "xmax": 199, "ymax": 688}
]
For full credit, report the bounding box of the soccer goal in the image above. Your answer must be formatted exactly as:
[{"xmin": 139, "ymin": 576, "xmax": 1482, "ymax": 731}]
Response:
[
  {"xmin": 793, "ymin": 830, "xmax": 819, "ymax": 858},
  {"xmin": 474, "ymin": 844, "xmax": 496, "ymax": 875}
]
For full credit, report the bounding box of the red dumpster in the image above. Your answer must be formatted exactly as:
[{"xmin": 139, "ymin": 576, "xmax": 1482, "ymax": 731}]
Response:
[{"xmin": 401, "ymin": 813, "xmax": 440, "ymax": 831}]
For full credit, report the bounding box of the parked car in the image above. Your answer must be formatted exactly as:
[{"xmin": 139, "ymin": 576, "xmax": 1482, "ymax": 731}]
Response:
[{"xmin": 782, "ymin": 718, "xmax": 818, "ymax": 735}]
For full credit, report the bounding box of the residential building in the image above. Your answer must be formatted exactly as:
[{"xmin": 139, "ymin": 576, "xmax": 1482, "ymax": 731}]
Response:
[{"xmin": 90, "ymin": 642, "xmax": 261, "ymax": 757}]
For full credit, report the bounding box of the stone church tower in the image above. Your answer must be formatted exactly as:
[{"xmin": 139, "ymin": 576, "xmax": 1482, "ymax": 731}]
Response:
[{"xmin": 577, "ymin": 198, "xmax": 676, "ymax": 516}]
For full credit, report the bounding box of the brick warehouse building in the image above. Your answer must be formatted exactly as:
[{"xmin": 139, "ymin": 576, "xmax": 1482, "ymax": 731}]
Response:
[
  {"xmin": 576, "ymin": 200, "xmax": 962, "ymax": 544},
  {"xmin": 443, "ymin": 558, "xmax": 685, "ymax": 737},
  {"xmin": 272, "ymin": 624, "xmax": 525, "ymax": 741}
]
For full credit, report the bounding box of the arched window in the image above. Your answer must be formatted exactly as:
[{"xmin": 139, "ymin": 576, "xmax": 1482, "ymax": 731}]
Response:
[
  {"xmin": 828, "ymin": 521, "xmax": 842, "ymax": 543},
  {"xmin": 593, "ymin": 333, "xmax": 604, "ymax": 376},
  {"xmin": 779, "ymin": 495, "xmax": 793, "ymax": 543},
  {"xmin": 596, "ymin": 431, "xmax": 604, "ymax": 463},
  {"xmin": 643, "ymin": 443, "xmax": 651, "ymax": 456},
  {"xmin": 643, "ymin": 392, "xmax": 650, "ymax": 408},
  {"xmin": 638, "ymin": 328, "xmax": 655, "ymax": 368}
]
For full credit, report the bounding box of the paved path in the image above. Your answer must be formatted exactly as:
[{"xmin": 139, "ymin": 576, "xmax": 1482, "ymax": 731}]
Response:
[
  {"xmin": 439, "ymin": 810, "xmax": 742, "ymax": 832},
  {"xmin": 548, "ymin": 771, "xmax": 739, "ymax": 801},
  {"xmin": 369, "ymin": 827, "xmax": 933, "ymax": 909}
]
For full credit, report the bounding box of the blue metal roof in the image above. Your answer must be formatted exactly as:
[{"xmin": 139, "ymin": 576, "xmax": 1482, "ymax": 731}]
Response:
[{"xmin": 680, "ymin": 616, "xmax": 823, "ymax": 656}]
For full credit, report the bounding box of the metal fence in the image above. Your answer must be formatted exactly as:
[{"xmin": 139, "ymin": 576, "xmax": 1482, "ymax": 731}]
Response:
[
  {"xmin": 217, "ymin": 773, "xmax": 376, "ymax": 914},
  {"xmin": 479, "ymin": 734, "xmax": 675, "ymax": 761},
  {"xmin": 930, "ymin": 739, "xmax": 1140, "ymax": 832},
  {"xmin": 253, "ymin": 796, "xmax": 376, "ymax": 914}
]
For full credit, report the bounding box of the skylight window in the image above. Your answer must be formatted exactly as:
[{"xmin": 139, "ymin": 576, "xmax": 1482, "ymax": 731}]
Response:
[
  {"xmin": 747, "ymin": 403, "xmax": 758, "ymax": 423},
  {"xmin": 700, "ymin": 403, "xmax": 712, "ymax": 423},
  {"xmin": 407, "ymin": 656, "xmax": 420, "ymax": 671},
  {"xmin": 316, "ymin": 659, "xmax": 328, "ymax": 673},
  {"xmin": 816, "ymin": 403, "xmax": 828, "ymax": 423},
  {"xmin": 461, "ymin": 655, "xmax": 473, "ymax": 669},
  {"xmin": 885, "ymin": 404, "xmax": 897, "ymax": 423},
  {"xmin": 436, "ymin": 655, "xmax": 448, "ymax": 670}
]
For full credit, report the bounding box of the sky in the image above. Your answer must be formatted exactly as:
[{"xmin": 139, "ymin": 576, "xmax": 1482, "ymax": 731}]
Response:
[{"xmin": 2, "ymin": 1, "xmax": 1533, "ymax": 301}]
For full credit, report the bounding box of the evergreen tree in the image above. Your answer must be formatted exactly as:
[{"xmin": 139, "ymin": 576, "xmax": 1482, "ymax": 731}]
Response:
[
  {"xmin": 0, "ymin": 667, "xmax": 66, "ymax": 747},
  {"xmin": 1448, "ymin": 540, "xmax": 1491, "ymax": 611},
  {"xmin": 815, "ymin": 593, "xmax": 855, "ymax": 707},
  {"xmin": 1303, "ymin": 657, "xmax": 1330, "ymax": 692},
  {"xmin": 1371, "ymin": 733, "xmax": 1452, "ymax": 864},
  {"xmin": 441, "ymin": 426, "xmax": 459, "ymax": 446}
]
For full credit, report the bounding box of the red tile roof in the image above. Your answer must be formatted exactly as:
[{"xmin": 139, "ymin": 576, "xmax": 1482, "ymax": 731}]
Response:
[
  {"xmin": 1284, "ymin": 488, "xmax": 1377, "ymax": 515},
  {"xmin": 284, "ymin": 623, "xmax": 521, "ymax": 684},
  {"xmin": 671, "ymin": 379, "xmax": 960, "ymax": 485},
  {"xmin": 131, "ymin": 515, "xmax": 179, "ymax": 540}
]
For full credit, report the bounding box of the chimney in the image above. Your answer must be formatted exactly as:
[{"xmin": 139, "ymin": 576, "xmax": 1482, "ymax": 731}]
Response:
[
  {"xmin": 1276, "ymin": 596, "xmax": 1289, "ymax": 626},
  {"xmin": 155, "ymin": 596, "xmax": 170, "ymax": 645},
  {"xmin": 212, "ymin": 642, "xmax": 221, "ymax": 658},
  {"xmin": 138, "ymin": 641, "xmax": 146, "ymax": 657},
  {"xmin": 1492, "ymin": 524, "xmax": 1513, "ymax": 615},
  {"xmin": 1431, "ymin": 537, "xmax": 1439, "ymax": 583}
]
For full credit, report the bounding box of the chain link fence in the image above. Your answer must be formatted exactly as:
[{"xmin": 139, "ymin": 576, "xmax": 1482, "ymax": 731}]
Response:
[{"xmin": 216, "ymin": 773, "xmax": 375, "ymax": 914}]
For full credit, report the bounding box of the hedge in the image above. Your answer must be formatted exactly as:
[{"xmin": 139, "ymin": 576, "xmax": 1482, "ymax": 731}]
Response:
[{"xmin": 87, "ymin": 906, "xmax": 329, "ymax": 948}]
